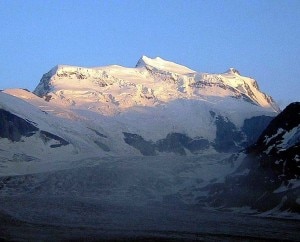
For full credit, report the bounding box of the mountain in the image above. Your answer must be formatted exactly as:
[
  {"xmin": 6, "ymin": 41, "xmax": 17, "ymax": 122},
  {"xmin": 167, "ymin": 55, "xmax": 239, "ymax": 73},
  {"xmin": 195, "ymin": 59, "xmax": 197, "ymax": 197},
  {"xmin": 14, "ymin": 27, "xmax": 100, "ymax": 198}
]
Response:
[
  {"xmin": 206, "ymin": 102, "xmax": 300, "ymax": 216},
  {"xmin": 1, "ymin": 56, "xmax": 280, "ymax": 173},
  {"xmin": 0, "ymin": 56, "xmax": 279, "ymax": 168},
  {"xmin": 1, "ymin": 57, "xmax": 299, "ymax": 240}
]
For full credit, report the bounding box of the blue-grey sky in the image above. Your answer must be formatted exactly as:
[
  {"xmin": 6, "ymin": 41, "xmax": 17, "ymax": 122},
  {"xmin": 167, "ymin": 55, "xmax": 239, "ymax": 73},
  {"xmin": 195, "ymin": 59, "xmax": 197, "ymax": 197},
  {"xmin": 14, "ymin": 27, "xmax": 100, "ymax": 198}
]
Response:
[{"xmin": 0, "ymin": 0, "xmax": 299, "ymax": 108}]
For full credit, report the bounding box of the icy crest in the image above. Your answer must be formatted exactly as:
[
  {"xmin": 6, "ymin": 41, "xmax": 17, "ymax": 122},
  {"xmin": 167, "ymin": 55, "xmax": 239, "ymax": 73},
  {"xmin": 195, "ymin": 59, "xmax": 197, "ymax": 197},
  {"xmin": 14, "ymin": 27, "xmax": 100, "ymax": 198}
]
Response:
[
  {"xmin": 136, "ymin": 55, "xmax": 196, "ymax": 74},
  {"xmin": 226, "ymin": 68, "xmax": 241, "ymax": 75}
]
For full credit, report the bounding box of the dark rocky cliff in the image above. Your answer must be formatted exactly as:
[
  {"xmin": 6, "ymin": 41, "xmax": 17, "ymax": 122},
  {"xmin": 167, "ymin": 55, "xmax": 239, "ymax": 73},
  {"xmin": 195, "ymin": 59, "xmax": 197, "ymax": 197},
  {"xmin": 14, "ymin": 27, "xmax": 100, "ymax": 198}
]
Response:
[
  {"xmin": 0, "ymin": 109, "xmax": 38, "ymax": 142},
  {"xmin": 206, "ymin": 102, "xmax": 300, "ymax": 214}
]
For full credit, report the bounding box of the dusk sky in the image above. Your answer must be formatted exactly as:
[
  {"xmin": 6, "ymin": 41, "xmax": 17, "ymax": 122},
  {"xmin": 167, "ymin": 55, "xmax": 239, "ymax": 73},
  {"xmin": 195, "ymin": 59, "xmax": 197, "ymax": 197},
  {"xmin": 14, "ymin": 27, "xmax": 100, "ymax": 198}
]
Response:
[{"xmin": 0, "ymin": 1, "xmax": 299, "ymax": 108}]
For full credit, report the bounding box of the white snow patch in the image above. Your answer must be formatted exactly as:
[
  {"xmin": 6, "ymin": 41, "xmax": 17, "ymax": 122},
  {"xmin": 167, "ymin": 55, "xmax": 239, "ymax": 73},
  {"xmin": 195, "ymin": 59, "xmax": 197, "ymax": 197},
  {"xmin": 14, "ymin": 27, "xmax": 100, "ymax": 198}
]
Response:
[
  {"xmin": 278, "ymin": 126, "xmax": 300, "ymax": 149},
  {"xmin": 264, "ymin": 144, "xmax": 275, "ymax": 154},
  {"xmin": 264, "ymin": 128, "xmax": 284, "ymax": 145},
  {"xmin": 273, "ymin": 179, "xmax": 300, "ymax": 193}
]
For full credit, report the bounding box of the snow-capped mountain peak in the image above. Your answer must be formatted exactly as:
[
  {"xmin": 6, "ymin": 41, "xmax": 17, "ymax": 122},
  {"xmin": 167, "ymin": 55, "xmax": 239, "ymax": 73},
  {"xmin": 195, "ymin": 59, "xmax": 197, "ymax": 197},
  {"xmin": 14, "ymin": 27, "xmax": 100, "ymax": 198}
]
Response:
[
  {"xmin": 226, "ymin": 67, "xmax": 241, "ymax": 75},
  {"xmin": 136, "ymin": 55, "xmax": 196, "ymax": 74},
  {"xmin": 32, "ymin": 56, "xmax": 280, "ymax": 115}
]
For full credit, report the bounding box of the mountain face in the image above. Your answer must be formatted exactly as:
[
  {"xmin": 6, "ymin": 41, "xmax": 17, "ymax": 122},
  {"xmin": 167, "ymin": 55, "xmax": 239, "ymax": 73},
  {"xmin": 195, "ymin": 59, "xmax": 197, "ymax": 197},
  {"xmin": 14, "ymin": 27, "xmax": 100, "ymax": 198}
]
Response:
[
  {"xmin": 249, "ymin": 102, "xmax": 300, "ymax": 182},
  {"xmin": 0, "ymin": 56, "xmax": 279, "ymax": 173},
  {"xmin": 206, "ymin": 102, "xmax": 300, "ymax": 215},
  {"xmin": 32, "ymin": 59, "xmax": 279, "ymax": 157}
]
